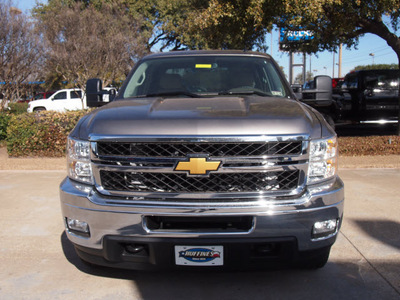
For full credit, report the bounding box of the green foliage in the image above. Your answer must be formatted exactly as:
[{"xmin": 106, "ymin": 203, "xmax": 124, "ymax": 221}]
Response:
[
  {"xmin": 277, "ymin": 0, "xmax": 400, "ymax": 56},
  {"xmin": 176, "ymin": 0, "xmax": 272, "ymax": 51},
  {"xmin": 6, "ymin": 110, "xmax": 89, "ymax": 157},
  {"xmin": 0, "ymin": 113, "xmax": 11, "ymax": 140},
  {"xmin": 8, "ymin": 102, "xmax": 29, "ymax": 115},
  {"xmin": 353, "ymin": 64, "xmax": 398, "ymax": 71},
  {"xmin": 39, "ymin": 0, "xmax": 273, "ymax": 52},
  {"xmin": 0, "ymin": 103, "xmax": 28, "ymax": 141},
  {"xmin": 338, "ymin": 136, "xmax": 400, "ymax": 156}
]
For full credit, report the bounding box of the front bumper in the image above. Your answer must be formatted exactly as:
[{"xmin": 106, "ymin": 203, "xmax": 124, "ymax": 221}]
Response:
[{"xmin": 60, "ymin": 176, "xmax": 344, "ymax": 269}]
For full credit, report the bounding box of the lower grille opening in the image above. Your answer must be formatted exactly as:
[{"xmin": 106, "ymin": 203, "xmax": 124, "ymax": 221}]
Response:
[
  {"xmin": 145, "ymin": 216, "xmax": 254, "ymax": 232},
  {"xmin": 123, "ymin": 243, "xmax": 149, "ymax": 256},
  {"xmin": 251, "ymin": 243, "xmax": 282, "ymax": 257}
]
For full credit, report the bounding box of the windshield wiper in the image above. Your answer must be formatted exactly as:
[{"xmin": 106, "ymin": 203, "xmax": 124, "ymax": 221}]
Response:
[
  {"xmin": 144, "ymin": 91, "xmax": 204, "ymax": 98},
  {"xmin": 218, "ymin": 89, "xmax": 270, "ymax": 97}
]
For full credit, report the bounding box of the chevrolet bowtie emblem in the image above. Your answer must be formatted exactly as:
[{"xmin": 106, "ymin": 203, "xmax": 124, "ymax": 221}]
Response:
[{"xmin": 175, "ymin": 157, "xmax": 221, "ymax": 175}]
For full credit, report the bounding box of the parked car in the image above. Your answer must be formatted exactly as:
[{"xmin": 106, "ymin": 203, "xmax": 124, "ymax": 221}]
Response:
[
  {"xmin": 300, "ymin": 75, "xmax": 339, "ymax": 128},
  {"xmin": 29, "ymin": 91, "xmax": 55, "ymax": 102},
  {"xmin": 27, "ymin": 87, "xmax": 117, "ymax": 113},
  {"xmin": 27, "ymin": 88, "xmax": 86, "ymax": 112},
  {"xmin": 331, "ymin": 78, "xmax": 344, "ymax": 89},
  {"xmin": 337, "ymin": 69, "xmax": 399, "ymax": 123},
  {"xmin": 17, "ymin": 98, "xmax": 31, "ymax": 104},
  {"xmin": 299, "ymin": 69, "xmax": 400, "ymax": 127}
]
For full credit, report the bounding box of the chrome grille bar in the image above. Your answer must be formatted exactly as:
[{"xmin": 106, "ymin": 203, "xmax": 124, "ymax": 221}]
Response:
[
  {"xmin": 96, "ymin": 141, "xmax": 303, "ymax": 157},
  {"xmin": 90, "ymin": 135, "xmax": 309, "ymax": 200}
]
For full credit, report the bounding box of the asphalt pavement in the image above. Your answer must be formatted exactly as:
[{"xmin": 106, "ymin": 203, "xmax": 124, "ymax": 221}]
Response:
[{"xmin": 0, "ymin": 169, "xmax": 399, "ymax": 300}]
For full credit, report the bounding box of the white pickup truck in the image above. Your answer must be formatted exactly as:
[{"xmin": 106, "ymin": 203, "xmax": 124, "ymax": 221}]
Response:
[
  {"xmin": 27, "ymin": 88, "xmax": 86, "ymax": 112},
  {"xmin": 27, "ymin": 87, "xmax": 116, "ymax": 112}
]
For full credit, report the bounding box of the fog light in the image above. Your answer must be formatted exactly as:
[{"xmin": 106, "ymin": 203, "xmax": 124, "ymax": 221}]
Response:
[
  {"xmin": 66, "ymin": 217, "xmax": 90, "ymax": 236},
  {"xmin": 312, "ymin": 219, "xmax": 338, "ymax": 240}
]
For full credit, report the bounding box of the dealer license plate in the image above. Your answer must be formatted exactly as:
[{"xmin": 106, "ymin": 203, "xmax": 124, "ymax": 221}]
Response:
[{"xmin": 175, "ymin": 245, "xmax": 224, "ymax": 266}]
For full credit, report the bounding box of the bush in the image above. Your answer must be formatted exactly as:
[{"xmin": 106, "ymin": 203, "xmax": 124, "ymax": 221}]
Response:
[
  {"xmin": 8, "ymin": 102, "xmax": 29, "ymax": 115},
  {"xmin": 3, "ymin": 109, "xmax": 400, "ymax": 157},
  {"xmin": 6, "ymin": 110, "xmax": 90, "ymax": 157},
  {"xmin": 0, "ymin": 102, "xmax": 29, "ymax": 141},
  {"xmin": 0, "ymin": 113, "xmax": 11, "ymax": 140}
]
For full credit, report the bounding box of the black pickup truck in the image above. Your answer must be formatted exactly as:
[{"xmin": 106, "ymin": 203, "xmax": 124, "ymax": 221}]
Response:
[{"xmin": 299, "ymin": 69, "xmax": 400, "ymax": 128}]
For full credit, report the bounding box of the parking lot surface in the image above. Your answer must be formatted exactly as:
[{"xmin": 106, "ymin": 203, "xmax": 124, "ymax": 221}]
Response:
[{"xmin": 0, "ymin": 169, "xmax": 399, "ymax": 300}]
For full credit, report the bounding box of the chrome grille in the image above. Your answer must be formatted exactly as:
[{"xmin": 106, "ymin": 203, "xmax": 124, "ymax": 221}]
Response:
[
  {"xmin": 100, "ymin": 170, "xmax": 300, "ymax": 193},
  {"xmin": 96, "ymin": 141, "xmax": 302, "ymax": 157},
  {"xmin": 92, "ymin": 136, "xmax": 308, "ymax": 199}
]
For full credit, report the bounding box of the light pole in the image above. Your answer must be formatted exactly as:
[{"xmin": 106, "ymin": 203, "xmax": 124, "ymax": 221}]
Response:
[{"xmin": 369, "ymin": 53, "xmax": 375, "ymax": 65}]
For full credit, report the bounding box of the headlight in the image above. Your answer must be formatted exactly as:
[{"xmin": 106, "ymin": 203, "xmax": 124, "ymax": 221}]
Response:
[
  {"xmin": 308, "ymin": 136, "xmax": 338, "ymax": 184},
  {"xmin": 67, "ymin": 137, "xmax": 94, "ymax": 184}
]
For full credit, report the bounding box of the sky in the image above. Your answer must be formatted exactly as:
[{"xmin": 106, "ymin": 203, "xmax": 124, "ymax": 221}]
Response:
[
  {"xmin": 15, "ymin": 0, "xmax": 400, "ymax": 81},
  {"xmin": 269, "ymin": 30, "xmax": 399, "ymax": 81}
]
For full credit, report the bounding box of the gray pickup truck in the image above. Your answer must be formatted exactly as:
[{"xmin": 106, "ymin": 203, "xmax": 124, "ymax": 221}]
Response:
[{"xmin": 60, "ymin": 50, "xmax": 344, "ymax": 270}]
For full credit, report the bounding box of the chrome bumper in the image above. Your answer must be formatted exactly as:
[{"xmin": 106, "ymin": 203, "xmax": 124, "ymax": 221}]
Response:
[{"xmin": 60, "ymin": 176, "xmax": 344, "ymax": 252}]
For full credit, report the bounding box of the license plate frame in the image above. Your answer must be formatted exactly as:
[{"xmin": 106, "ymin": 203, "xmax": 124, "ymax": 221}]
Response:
[{"xmin": 175, "ymin": 245, "xmax": 224, "ymax": 266}]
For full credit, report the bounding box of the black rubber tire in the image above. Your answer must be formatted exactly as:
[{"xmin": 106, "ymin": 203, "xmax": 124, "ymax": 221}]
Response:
[{"xmin": 33, "ymin": 107, "xmax": 46, "ymax": 112}]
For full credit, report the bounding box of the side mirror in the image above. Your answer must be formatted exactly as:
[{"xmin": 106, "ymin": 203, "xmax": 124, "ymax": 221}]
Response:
[
  {"xmin": 86, "ymin": 78, "xmax": 115, "ymax": 107},
  {"xmin": 109, "ymin": 89, "xmax": 116, "ymax": 102},
  {"xmin": 314, "ymin": 75, "xmax": 332, "ymax": 102},
  {"xmin": 301, "ymin": 75, "xmax": 332, "ymax": 106}
]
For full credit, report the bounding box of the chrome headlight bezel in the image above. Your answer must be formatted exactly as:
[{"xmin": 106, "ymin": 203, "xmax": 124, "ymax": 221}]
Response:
[
  {"xmin": 308, "ymin": 136, "xmax": 338, "ymax": 184},
  {"xmin": 67, "ymin": 137, "xmax": 94, "ymax": 184}
]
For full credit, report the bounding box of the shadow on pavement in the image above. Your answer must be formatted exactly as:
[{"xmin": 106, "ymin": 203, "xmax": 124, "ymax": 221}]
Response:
[
  {"xmin": 352, "ymin": 219, "xmax": 400, "ymax": 251},
  {"xmin": 61, "ymin": 232, "xmax": 139, "ymax": 279},
  {"xmin": 61, "ymin": 232, "xmax": 400, "ymax": 299}
]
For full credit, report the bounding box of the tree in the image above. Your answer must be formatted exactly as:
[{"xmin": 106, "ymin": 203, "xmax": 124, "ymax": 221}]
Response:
[
  {"xmin": 175, "ymin": 0, "xmax": 272, "ymax": 51},
  {"xmin": 125, "ymin": 0, "xmax": 272, "ymax": 52},
  {"xmin": 276, "ymin": 0, "xmax": 400, "ymax": 134},
  {"xmin": 295, "ymin": 71, "xmax": 314, "ymax": 84},
  {"xmin": 34, "ymin": 0, "xmax": 275, "ymax": 57},
  {"xmin": 353, "ymin": 64, "xmax": 398, "ymax": 71},
  {"xmin": 33, "ymin": 1, "xmax": 148, "ymax": 102},
  {"xmin": 125, "ymin": 0, "xmax": 194, "ymax": 52},
  {"xmin": 0, "ymin": 0, "xmax": 42, "ymax": 108}
]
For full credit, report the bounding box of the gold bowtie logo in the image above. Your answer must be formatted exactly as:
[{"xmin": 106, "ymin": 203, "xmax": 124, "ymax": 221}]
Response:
[{"xmin": 175, "ymin": 157, "xmax": 221, "ymax": 175}]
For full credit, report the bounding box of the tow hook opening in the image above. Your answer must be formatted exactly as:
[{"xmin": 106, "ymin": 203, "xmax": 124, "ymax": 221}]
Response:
[
  {"xmin": 123, "ymin": 243, "xmax": 148, "ymax": 255},
  {"xmin": 252, "ymin": 243, "xmax": 281, "ymax": 257}
]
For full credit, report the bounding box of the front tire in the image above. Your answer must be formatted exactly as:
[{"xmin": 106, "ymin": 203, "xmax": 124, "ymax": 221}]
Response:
[{"xmin": 33, "ymin": 107, "xmax": 46, "ymax": 112}]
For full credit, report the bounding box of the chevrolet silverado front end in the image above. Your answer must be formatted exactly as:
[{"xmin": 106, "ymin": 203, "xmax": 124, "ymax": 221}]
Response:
[{"xmin": 60, "ymin": 51, "xmax": 344, "ymax": 270}]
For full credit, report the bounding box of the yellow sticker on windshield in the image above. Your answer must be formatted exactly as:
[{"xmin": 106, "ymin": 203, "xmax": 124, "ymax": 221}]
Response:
[{"xmin": 195, "ymin": 64, "xmax": 212, "ymax": 69}]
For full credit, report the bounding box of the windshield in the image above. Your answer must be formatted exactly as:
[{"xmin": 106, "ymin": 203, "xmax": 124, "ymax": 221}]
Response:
[{"xmin": 122, "ymin": 55, "xmax": 290, "ymax": 99}]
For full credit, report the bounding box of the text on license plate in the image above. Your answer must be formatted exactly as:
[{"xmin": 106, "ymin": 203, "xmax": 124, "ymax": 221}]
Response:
[{"xmin": 175, "ymin": 245, "xmax": 224, "ymax": 266}]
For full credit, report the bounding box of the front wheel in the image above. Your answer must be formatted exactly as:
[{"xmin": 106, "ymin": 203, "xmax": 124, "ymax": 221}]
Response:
[{"xmin": 33, "ymin": 107, "xmax": 46, "ymax": 112}]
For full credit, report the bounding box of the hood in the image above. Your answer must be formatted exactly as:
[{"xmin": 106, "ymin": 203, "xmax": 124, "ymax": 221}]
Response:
[{"xmin": 75, "ymin": 96, "xmax": 322, "ymax": 139}]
